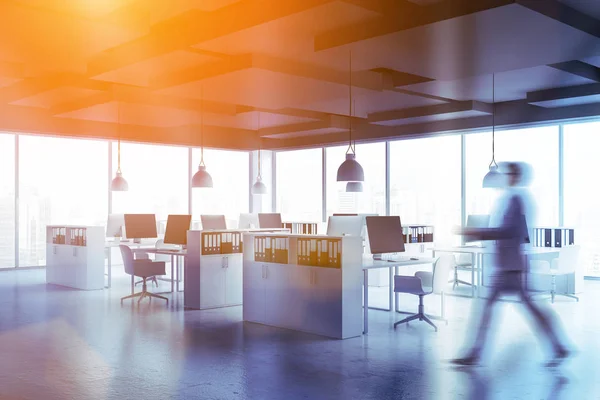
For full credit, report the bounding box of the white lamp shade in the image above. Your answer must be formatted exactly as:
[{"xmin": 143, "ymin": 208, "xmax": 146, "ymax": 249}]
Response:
[
  {"xmin": 251, "ymin": 176, "xmax": 268, "ymax": 195},
  {"xmin": 346, "ymin": 182, "xmax": 363, "ymax": 192},
  {"xmin": 337, "ymin": 153, "xmax": 364, "ymax": 182},
  {"xmin": 192, "ymin": 165, "xmax": 213, "ymax": 188},
  {"xmin": 482, "ymin": 166, "xmax": 504, "ymax": 188},
  {"xmin": 110, "ymin": 171, "xmax": 128, "ymax": 191}
]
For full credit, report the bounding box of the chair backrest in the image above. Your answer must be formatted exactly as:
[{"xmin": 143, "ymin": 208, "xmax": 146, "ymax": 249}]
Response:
[
  {"xmin": 432, "ymin": 255, "xmax": 455, "ymax": 294},
  {"xmin": 556, "ymin": 245, "xmax": 580, "ymax": 274},
  {"xmin": 456, "ymin": 253, "xmax": 472, "ymax": 265},
  {"xmin": 119, "ymin": 244, "xmax": 135, "ymax": 276}
]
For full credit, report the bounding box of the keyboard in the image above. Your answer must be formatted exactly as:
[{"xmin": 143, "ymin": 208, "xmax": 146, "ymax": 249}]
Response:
[{"xmin": 375, "ymin": 256, "xmax": 418, "ymax": 262}]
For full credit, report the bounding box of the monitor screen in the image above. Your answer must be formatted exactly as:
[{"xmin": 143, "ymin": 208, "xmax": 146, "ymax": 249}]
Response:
[
  {"xmin": 201, "ymin": 214, "xmax": 227, "ymax": 230},
  {"xmin": 258, "ymin": 213, "xmax": 282, "ymax": 229},
  {"xmin": 238, "ymin": 213, "xmax": 259, "ymax": 229},
  {"xmin": 467, "ymin": 214, "xmax": 490, "ymax": 228},
  {"xmin": 164, "ymin": 214, "xmax": 192, "ymax": 245},
  {"xmin": 366, "ymin": 216, "xmax": 405, "ymax": 254},
  {"xmin": 124, "ymin": 214, "xmax": 157, "ymax": 239},
  {"xmin": 327, "ymin": 216, "xmax": 363, "ymax": 237},
  {"xmin": 106, "ymin": 214, "xmax": 125, "ymax": 238}
]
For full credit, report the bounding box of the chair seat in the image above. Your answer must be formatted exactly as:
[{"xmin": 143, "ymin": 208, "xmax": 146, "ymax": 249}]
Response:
[{"xmin": 408, "ymin": 286, "xmax": 432, "ymax": 296}]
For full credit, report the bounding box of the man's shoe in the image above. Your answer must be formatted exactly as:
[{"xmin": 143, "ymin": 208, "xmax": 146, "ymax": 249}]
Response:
[
  {"xmin": 545, "ymin": 348, "xmax": 571, "ymax": 368},
  {"xmin": 450, "ymin": 356, "xmax": 480, "ymax": 366}
]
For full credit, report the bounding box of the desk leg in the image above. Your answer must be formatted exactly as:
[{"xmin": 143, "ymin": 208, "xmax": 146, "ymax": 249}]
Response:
[
  {"xmin": 471, "ymin": 253, "xmax": 476, "ymax": 298},
  {"xmin": 131, "ymin": 274, "xmax": 134, "ymax": 295},
  {"xmin": 175, "ymin": 255, "xmax": 179, "ymax": 292},
  {"xmin": 395, "ymin": 266, "xmax": 399, "ymax": 312},
  {"xmin": 171, "ymin": 256, "xmax": 175, "ymax": 293},
  {"xmin": 106, "ymin": 250, "xmax": 112, "ymax": 289},
  {"xmin": 388, "ymin": 266, "xmax": 394, "ymax": 311},
  {"xmin": 363, "ymin": 269, "xmax": 369, "ymax": 334}
]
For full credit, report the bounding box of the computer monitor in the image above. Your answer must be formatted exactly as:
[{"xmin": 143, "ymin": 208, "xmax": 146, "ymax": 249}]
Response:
[
  {"xmin": 164, "ymin": 214, "xmax": 192, "ymax": 246},
  {"xmin": 238, "ymin": 213, "xmax": 259, "ymax": 229},
  {"xmin": 201, "ymin": 214, "xmax": 227, "ymax": 230},
  {"xmin": 258, "ymin": 213, "xmax": 282, "ymax": 229},
  {"xmin": 106, "ymin": 214, "xmax": 125, "ymax": 238},
  {"xmin": 124, "ymin": 214, "xmax": 157, "ymax": 242},
  {"xmin": 333, "ymin": 213, "xmax": 358, "ymax": 216},
  {"xmin": 326, "ymin": 216, "xmax": 363, "ymax": 237},
  {"xmin": 366, "ymin": 216, "xmax": 405, "ymax": 255},
  {"xmin": 467, "ymin": 214, "xmax": 490, "ymax": 228}
]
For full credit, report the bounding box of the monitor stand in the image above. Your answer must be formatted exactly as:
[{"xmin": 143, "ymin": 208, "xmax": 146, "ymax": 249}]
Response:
[{"xmin": 133, "ymin": 238, "xmax": 141, "ymax": 244}]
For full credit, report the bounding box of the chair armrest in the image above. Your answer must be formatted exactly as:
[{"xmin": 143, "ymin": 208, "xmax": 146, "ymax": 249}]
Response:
[
  {"xmin": 414, "ymin": 271, "xmax": 433, "ymax": 288},
  {"xmin": 394, "ymin": 275, "xmax": 425, "ymax": 294},
  {"xmin": 134, "ymin": 253, "xmax": 150, "ymax": 260},
  {"xmin": 529, "ymin": 260, "xmax": 550, "ymax": 274},
  {"xmin": 133, "ymin": 260, "xmax": 166, "ymax": 277},
  {"xmin": 551, "ymin": 258, "xmax": 559, "ymax": 271}
]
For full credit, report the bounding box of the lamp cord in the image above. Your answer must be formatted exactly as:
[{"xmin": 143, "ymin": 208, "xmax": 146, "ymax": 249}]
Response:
[
  {"xmin": 117, "ymin": 102, "xmax": 122, "ymax": 173},
  {"xmin": 200, "ymin": 87, "xmax": 205, "ymax": 167},
  {"xmin": 257, "ymin": 112, "xmax": 262, "ymax": 179},
  {"xmin": 346, "ymin": 50, "xmax": 355, "ymax": 155},
  {"xmin": 489, "ymin": 74, "xmax": 498, "ymax": 169}
]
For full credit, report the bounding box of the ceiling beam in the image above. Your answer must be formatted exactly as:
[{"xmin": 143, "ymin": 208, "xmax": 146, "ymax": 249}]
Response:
[
  {"xmin": 548, "ymin": 60, "xmax": 600, "ymax": 82},
  {"xmin": 368, "ymin": 101, "xmax": 492, "ymax": 122},
  {"xmin": 50, "ymin": 85, "xmax": 239, "ymax": 116},
  {"xmin": 251, "ymin": 54, "xmax": 384, "ymax": 91},
  {"xmin": 0, "ymin": 103, "xmax": 255, "ymax": 150},
  {"xmin": 516, "ymin": 0, "xmax": 600, "ymax": 38},
  {"xmin": 88, "ymin": 0, "xmax": 337, "ymax": 76},
  {"xmin": 526, "ymin": 82, "xmax": 600, "ymax": 107},
  {"xmin": 314, "ymin": 0, "xmax": 516, "ymax": 51},
  {"xmin": 258, "ymin": 120, "xmax": 334, "ymax": 137},
  {"xmin": 151, "ymin": 54, "xmax": 254, "ymax": 89},
  {"xmin": 339, "ymin": 0, "xmax": 421, "ymax": 15}
]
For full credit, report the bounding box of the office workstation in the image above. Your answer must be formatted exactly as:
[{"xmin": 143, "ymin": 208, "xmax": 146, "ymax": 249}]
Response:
[{"xmin": 2, "ymin": 2, "xmax": 600, "ymax": 398}]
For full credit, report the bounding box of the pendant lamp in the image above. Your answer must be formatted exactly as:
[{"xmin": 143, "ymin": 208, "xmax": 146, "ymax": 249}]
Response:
[
  {"xmin": 111, "ymin": 102, "xmax": 128, "ymax": 191},
  {"xmin": 192, "ymin": 89, "xmax": 213, "ymax": 188},
  {"xmin": 337, "ymin": 51, "xmax": 364, "ymax": 190},
  {"xmin": 251, "ymin": 113, "xmax": 268, "ymax": 195},
  {"xmin": 482, "ymin": 74, "xmax": 503, "ymax": 188}
]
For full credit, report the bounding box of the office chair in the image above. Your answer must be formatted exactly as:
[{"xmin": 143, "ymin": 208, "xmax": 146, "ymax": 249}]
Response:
[
  {"xmin": 393, "ymin": 254, "xmax": 454, "ymax": 332},
  {"xmin": 530, "ymin": 245, "xmax": 580, "ymax": 303},
  {"xmin": 450, "ymin": 253, "xmax": 476, "ymax": 290},
  {"xmin": 119, "ymin": 245, "xmax": 168, "ymax": 304}
]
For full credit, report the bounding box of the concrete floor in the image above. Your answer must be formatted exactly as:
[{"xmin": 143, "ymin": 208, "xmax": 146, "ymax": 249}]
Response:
[{"xmin": 0, "ymin": 267, "xmax": 598, "ymax": 400}]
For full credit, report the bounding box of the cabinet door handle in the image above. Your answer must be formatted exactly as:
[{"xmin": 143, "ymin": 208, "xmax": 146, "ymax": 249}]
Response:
[
  {"xmin": 225, "ymin": 257, "xmax": 228, "ymax": 268},
  {"xmin": 261, "ymin": 265, "xmax": 265, "ymax": 279},
  {"xmin": 264, "ymin": 265, "xmax": 268, "ymax": 279},
  {"xmin": 73, "ymin": 247, "xmax": 77, "ymax": 257},
  {"xmin": 313, "ymin": 270, "xmax": 317, "ymax": 285},
  {"xmin": 53, "ymin": 246, "xmax": 57, "ymax": 254}
]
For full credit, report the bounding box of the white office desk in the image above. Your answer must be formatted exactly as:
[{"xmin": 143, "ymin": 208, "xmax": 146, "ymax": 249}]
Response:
[
  {"xmin": 362, "ymin": 257, "xmax": 436, "ymax": 334},
  {"xmin": 432, "ymin": 246, "xmax": 560, "ymax": 297}
]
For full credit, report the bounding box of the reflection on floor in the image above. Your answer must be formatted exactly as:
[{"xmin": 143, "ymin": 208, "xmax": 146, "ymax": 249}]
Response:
[{"xmin": 0, "ymin": 267, "xmax": 598, "ymax": 400}]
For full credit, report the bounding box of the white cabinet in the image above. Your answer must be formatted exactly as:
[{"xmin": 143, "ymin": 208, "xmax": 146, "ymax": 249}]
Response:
[
  {"xmin": 224, "ymin": 255, "xmax": 243, "ymax": 305},
  {"xmin": 243, "ymin": 233, "xmax": 363, "ymax": 339},
  {"xmin": 199, "ymin": 256, "xmax": 226, "ymax": 309},
  {"xmin": 46, "ymin": 226, "xmax": 104, "ymax": 290},
  {"xmin": 243, "ymin": 261, "xmax": 266, "ymax": 323}
]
